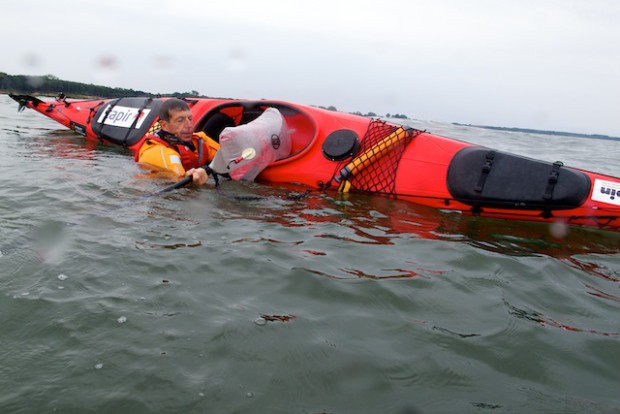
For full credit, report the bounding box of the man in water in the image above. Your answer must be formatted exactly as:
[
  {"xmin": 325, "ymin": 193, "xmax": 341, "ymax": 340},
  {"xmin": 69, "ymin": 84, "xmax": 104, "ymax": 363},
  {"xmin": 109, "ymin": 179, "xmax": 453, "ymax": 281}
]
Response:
[{"xmin": 135, "ymin": 98, "xmax": 220, "ymax": 185}]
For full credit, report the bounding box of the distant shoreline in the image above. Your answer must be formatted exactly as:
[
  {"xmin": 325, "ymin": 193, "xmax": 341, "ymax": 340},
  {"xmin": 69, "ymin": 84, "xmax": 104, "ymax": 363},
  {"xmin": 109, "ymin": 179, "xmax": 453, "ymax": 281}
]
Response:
[{"xmin": 453, "ymin": 122, "xmax": 620, "ymax": 141}]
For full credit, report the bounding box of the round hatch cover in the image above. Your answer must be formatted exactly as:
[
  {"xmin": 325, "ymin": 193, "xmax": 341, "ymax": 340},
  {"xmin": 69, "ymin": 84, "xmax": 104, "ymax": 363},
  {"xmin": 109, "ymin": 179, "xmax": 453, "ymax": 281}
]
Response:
[{"xmin": 322, "ymin": 129, "xmax": 360, "ymax": 161}]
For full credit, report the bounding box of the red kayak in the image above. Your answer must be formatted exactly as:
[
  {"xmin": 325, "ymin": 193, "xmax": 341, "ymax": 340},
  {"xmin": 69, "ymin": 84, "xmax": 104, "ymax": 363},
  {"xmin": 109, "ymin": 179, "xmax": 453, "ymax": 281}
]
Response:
[{"xmin": 9, "ymin": 93, "xmax": 620, "ymax": 231}]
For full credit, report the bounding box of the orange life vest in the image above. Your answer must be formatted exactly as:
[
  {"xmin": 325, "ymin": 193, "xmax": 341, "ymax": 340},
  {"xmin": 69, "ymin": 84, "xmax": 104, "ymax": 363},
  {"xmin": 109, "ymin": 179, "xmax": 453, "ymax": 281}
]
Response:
[{"xmin": 134, "ymin": 131, "xmax": 219, "ymax": 173}]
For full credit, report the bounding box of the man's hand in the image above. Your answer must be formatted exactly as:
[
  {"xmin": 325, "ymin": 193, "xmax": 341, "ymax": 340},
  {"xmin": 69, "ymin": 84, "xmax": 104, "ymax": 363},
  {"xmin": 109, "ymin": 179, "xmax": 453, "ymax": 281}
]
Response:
[{"xmin": 186, "ymin": 167, "xmax": 208, "ymax": 185}]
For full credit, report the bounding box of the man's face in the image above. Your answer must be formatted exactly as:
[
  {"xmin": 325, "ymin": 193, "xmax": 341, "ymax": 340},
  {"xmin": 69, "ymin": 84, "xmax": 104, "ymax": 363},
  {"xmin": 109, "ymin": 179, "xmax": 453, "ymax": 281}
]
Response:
[{"xmin": 160, "ymin": 108, "xmax": 194, "ymax": 142}]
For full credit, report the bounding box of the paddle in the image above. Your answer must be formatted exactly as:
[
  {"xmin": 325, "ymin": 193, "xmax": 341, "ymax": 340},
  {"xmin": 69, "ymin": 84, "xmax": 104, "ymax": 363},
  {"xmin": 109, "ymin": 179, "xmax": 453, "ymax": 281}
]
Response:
[
  {"xmin": 156, "ymin": 147, "xmax": 257, "ymax": 194},
  {"xmin": 157, "ymin": 173, "xmax": 199, "ymax": 194}
]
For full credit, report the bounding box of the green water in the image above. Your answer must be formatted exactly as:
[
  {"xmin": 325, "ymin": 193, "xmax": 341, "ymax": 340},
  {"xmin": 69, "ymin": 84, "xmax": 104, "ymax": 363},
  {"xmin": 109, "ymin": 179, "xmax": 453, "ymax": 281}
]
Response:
[{"xmin": 1, "ymin": 95, "xmax": 619, "ymax": 413}]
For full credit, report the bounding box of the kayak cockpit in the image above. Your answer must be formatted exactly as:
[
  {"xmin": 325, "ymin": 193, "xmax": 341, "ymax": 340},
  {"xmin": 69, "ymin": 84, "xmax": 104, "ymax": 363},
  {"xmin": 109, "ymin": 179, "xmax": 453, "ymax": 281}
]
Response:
[{"xmin": 194, "ymin": 101, "xmax": 317, "ymax": 158}]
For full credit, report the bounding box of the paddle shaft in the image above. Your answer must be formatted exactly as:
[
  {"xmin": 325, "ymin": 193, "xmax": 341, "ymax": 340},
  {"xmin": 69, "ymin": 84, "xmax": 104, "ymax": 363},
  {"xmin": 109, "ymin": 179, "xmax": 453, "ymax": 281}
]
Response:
[
  {"xmin": 156, "ymin": 164, "xmax": 220, "ymax": 195},
  {"xmin": 158, "ymin": 175, "xmax": 193, "ymax": 194}
]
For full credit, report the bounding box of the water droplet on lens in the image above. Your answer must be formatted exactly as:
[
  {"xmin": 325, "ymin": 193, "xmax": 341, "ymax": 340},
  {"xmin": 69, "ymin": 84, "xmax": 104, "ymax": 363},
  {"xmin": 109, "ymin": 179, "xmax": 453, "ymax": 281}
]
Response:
[{"xmin": 550, "ymin": 220, "xmax": 570, "ymax": 238}]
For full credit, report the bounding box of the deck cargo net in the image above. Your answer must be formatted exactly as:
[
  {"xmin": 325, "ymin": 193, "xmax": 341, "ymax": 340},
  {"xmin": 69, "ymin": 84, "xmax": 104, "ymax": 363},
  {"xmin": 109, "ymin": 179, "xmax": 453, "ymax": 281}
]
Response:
[{"xmin": 333, "ymin": 120, "xmax": 420, "ymax": 195}]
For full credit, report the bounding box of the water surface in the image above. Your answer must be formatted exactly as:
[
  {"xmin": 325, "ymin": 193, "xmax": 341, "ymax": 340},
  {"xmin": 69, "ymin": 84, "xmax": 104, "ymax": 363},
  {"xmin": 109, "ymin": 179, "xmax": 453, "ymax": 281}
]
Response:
[{"xmin": 1, "ymin": 94, "xmax": 619, "ymax": 413}]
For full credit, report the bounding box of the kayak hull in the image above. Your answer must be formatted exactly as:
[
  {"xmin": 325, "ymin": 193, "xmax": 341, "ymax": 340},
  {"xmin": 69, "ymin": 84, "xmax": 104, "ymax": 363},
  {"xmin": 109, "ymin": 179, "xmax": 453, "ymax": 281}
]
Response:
[{"xmin": 9, "ymin": 93, "xmax": 620, "ymax": 231}]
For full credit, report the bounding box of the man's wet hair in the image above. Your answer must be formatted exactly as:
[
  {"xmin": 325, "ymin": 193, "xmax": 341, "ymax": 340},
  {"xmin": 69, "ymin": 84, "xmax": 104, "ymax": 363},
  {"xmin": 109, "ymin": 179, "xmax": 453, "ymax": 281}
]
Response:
[{"xmin": 159, "ymin": 98, "xmax": 191, "ymax": 121}]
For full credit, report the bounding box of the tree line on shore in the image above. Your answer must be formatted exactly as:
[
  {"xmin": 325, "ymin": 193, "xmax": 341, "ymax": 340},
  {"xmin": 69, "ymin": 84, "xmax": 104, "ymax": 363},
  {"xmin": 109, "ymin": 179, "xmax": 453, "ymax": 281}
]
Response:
[
  {"xmin": 1, "ymin": 72, "xmax": 166, "ymax": 99},
  {"xmin": 0, "ymin": 71, "xmax": 408, "ymax": 119}
]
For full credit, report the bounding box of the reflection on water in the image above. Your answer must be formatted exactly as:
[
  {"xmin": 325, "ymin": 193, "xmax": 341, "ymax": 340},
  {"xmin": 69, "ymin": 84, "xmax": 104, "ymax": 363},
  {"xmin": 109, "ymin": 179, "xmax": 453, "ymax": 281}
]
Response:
[
  {"xmin": 563, "ymin": 256, "xmax": 620, "ymax": 282},
  {"xmin": 207, "ymin": 181, "xmax": 620, "ymax": 258},
  {"xmin": 504, "ymin": 298, "xmax": 619, "ymax": 337}
]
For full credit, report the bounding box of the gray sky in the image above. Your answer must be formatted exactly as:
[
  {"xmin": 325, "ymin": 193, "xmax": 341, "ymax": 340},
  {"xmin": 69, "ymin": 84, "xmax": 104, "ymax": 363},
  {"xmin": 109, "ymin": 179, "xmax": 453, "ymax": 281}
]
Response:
[{"xmin": 3, "ymin": 0, "xmax": 619, "ymax": 136}]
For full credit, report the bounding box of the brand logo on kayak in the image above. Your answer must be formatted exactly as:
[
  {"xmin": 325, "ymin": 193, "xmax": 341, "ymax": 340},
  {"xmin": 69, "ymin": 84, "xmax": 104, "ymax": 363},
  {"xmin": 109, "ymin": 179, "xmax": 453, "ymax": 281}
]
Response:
[
  {"xmin": 271, "ymin": 133, "xmax": 281, "ymax": 150},
  {"xmin": 591, "ymin": 179, "xmax": 620, "ymax": 206},
  {"xmin": 97, "ymin": 105, "xmax": 151, "ymax": 129}
]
